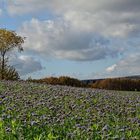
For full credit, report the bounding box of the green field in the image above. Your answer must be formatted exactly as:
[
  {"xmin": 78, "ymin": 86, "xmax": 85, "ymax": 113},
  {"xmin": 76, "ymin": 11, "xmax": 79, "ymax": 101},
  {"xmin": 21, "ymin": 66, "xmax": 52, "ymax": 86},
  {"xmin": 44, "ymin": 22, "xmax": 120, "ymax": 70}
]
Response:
[{"xmin": 0, "ymin": 81, "xmax": 140, "ymax": 140}]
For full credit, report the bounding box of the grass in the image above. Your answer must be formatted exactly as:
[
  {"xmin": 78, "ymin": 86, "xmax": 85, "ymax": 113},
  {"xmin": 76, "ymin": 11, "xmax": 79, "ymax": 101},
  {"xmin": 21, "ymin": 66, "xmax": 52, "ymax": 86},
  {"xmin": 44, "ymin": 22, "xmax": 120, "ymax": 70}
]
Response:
[{"xmin": 0, "ymin": 80, "xmax": 140, "ymax": 139}]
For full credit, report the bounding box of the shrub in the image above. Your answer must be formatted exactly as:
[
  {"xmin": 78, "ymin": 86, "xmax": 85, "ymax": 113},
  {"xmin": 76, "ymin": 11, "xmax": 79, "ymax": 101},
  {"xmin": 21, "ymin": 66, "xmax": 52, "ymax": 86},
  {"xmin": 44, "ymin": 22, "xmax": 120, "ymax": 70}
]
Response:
[
  {"xmin": 27, "ymin": 76, "xmax": 86, "ymax": 87},
  {"xmin": 0, "ymin": 65, "xmax": 20, "ymax": 80},
  {"xmin": 58, "ymin": 76, "xmax": 83, "ymax": 87}
]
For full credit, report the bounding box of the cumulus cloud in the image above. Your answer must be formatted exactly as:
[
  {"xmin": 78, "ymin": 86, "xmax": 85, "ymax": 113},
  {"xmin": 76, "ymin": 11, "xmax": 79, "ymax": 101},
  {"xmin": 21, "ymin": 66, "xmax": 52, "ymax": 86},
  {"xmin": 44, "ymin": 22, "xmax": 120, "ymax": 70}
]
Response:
[
  {"xmin": 64, "ymin": 11, "xmax": 140, "ymax": 38},
  {"xmin": 5, "ymin": 0, "xmax": 140, "ymax": 77},
  {"xmin": 18, "ymin": 18, "xmax": 123, "ymax": 61},
  {"xmin": 10, "ymin": 55, "xmax": 43, "ymax": 76},
  {"xmin": 6, "ymin": 0, "xmax": 140, "ymax": 62},
  {"xmin": 6, "ymin": 0, "xmax": 49, "ymax": 15},
  {"xmin": 106, "ymin": 54, "xmax": 140, "ymax": 76},
  {"xmin": 6, "ymin": 0, "xmax": 140, "ymax": 14},
  {"xmin": 106, "ymin": 64, "xmax": 117, "ymax": 73},
  {"xmin": 7, "ymin": 0, "xmax": 140, "ymax": 38}
]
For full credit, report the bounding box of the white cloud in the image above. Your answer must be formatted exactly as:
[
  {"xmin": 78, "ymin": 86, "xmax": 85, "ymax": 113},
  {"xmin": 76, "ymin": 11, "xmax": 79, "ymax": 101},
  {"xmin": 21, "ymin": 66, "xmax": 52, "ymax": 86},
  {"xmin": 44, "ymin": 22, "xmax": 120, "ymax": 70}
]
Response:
[
  {"xmin": 18, "ymin": 18, "xmax": 122, "ymax": 61},
  {"xmin": 6, "ymin": 0, "xmax": 49, "ymax": 15},
  {"xmin": 7, "ymin": 0, "xmax": 140, "ymax": 38},
  {"xmin": 106, "ymin": 64, "xmax": 117, "ymax": 72},
  {"xmin": 5, "ymin": 0, "xmax": 140, "ymax": 77},
  {"xmin": 6, "ymin": 0, "xmax": 140, "ymax": 15},
  {"xmin": 64, "ymin": 10, "xmax": 140, "ymax": 38},
  {"xmin": 5, "ymin": 0, "xmax": 140, "ymax": 63},
  {"xmin": 10, "ymin": 55, "xmax": 43, "ymax": 76},
  {"xmin": 106, "ymin": 54, "xmax": 140, "ymax": 76}
]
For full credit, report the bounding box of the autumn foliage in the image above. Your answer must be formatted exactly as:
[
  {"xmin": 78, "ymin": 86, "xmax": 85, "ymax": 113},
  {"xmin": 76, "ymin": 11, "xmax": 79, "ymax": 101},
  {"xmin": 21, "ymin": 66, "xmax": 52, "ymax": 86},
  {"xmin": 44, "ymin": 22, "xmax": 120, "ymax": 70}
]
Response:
[
  {"xmin": 0, "ymin": 29, "xmax": 24, "ymax": 80},
  {"xmin": 28, "ymin": 76, "xmax": 140, "ymax": 91},
  {"xmin": 0, "ymin": 64, "xmax": 20, "ymax": 80},
  {"xmin": 92, "ymin": 78, "xmax": 140, "ymax": 91},
  {"xmin": 28, "ymin": 76, "xmax": 86, "ymax": 87}
]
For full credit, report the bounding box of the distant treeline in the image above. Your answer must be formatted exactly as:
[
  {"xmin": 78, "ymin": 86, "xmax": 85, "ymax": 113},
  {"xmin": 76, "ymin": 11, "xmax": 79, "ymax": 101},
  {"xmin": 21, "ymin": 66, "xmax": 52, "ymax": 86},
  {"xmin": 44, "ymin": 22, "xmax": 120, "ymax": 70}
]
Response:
[
  {"xmin": 91, "ymin": 78, "xmax": 140, "ymax": 91},
  {"xmin": 27, "ymin": 76, "xmax": 140, "ymax": 91},
  {"xmin": 27, "ymin": 76, "xmax": 86, "ymax": 87}
]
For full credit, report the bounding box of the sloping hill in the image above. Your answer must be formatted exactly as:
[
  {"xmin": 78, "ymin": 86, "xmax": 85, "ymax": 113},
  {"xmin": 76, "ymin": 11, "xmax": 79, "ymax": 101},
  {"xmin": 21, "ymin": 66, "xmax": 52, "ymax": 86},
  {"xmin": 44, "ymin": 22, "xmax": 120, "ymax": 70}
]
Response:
[
  {"xmin": 125, "ymin": 75, "xmax": 140, "ymax": 80},
  {"xmin": 82, "ymin": 75, "xmax": 140, "ymax": 84},
  {"xmin": 0, "ymin": 80, "xmax": 140, "ymax": 139}
]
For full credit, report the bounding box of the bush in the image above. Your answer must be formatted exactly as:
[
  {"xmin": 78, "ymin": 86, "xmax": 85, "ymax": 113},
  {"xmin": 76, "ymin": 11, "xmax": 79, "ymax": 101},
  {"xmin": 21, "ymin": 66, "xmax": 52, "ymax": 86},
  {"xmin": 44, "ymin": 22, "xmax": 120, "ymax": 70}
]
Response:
[
  {"xmin": 0, "ymin": 65, "xmax": 20, "ymax": 80},
  {"xmin": 41, "ymin": 77, "xmax": 60, "ymax": 85},
  {"xmin": 58, "ymin": 76, "xmax": 83, "ymax": 87},
  {"xmin": 27, "ymin": 76, "xmax": 86, "ymax": 87}
]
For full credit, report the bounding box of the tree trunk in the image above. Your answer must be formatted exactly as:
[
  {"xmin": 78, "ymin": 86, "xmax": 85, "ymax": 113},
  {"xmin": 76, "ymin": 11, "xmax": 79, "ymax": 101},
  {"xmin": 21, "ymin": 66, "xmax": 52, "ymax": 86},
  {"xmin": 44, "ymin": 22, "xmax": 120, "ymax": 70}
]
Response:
[{"xmin": 1, "ymin": 53, "xmax": 5, "ymax": 80}]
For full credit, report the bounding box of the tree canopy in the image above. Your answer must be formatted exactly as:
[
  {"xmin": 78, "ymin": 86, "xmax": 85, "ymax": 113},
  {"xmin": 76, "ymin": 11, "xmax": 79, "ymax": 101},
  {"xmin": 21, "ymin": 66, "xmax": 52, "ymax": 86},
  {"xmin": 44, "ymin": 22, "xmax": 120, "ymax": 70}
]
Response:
[{"xmin": 0, "ymin": 29, "xmax": 25, "ymax": 80}]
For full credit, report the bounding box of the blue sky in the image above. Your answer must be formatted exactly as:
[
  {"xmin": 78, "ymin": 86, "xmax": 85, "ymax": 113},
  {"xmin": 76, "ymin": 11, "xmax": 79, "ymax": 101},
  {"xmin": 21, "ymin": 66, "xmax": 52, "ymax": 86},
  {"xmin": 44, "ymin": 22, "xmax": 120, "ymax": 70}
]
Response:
[{"xmin": 0, "ymin": 0, "xmax": 140, "ymax": 79}]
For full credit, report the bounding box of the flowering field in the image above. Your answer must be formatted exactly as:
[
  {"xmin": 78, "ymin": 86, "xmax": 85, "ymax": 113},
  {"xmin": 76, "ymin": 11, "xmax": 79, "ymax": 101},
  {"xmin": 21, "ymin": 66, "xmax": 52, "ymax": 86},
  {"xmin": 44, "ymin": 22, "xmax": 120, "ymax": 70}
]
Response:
[{"xmin": 0, "ymin": 81, "xmax": 140, "ymax": 140}]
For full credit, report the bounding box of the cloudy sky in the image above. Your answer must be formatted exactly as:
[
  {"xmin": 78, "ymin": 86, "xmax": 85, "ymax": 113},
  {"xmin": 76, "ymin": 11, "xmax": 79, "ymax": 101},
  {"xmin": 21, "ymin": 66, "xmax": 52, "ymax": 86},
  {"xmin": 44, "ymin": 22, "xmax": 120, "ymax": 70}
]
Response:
[{"xmin": 0, "ymin": 0, "xmax": 140, "ymax": 79}]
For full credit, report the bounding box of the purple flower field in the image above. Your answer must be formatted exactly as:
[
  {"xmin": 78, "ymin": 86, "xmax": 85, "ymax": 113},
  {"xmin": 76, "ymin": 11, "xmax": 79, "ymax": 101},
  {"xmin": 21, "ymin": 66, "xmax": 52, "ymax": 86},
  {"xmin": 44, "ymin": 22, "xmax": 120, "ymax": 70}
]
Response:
[{"xmin": 0, "ymin": 80, "xmax": 140, "ymax": 139}]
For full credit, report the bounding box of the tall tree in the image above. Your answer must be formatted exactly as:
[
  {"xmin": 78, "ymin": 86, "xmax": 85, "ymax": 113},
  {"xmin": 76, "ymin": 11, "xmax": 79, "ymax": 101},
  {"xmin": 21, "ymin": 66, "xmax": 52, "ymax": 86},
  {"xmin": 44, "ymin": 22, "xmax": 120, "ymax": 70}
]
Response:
[{"xmin": 0, "ymin": 29, "xmax": 25, "ymax": 80}]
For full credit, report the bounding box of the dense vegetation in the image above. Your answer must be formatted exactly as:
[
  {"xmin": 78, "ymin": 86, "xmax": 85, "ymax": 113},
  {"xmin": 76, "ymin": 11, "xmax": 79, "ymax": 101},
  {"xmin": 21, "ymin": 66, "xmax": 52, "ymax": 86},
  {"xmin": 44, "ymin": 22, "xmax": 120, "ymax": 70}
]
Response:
[
  {"xmin": 92, "ymin": 78, "xmax": 140, "ymax": 91},
  {"xmin": 0, "ymin": 81, "xmax": 140, "ymax": 139},
  {"xmin": 0, "ymin": 65, "xmax": 20, "ymax": 80},
  {"xmin": 28, "ymin": 76, "xmax": 86, "ymax": 87},
  {"xmin": 0, "ymin": 29, "xmax": 24, "ymax": 80},
  {"xmin": 28, "ymin": 76, "xmax": 140, "ymax": 91}
]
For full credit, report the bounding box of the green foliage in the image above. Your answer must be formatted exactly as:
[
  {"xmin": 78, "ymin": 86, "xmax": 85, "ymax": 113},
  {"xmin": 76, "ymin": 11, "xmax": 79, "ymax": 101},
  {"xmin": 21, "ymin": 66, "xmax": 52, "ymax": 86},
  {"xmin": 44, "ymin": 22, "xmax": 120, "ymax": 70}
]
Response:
[
  {"xmin": 0, "ymin": 83, "xmax": 6, "ymax": 92},
  {"xmin": 0, "ymin": 81, "xmax": 140, "ymax": 139}
]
